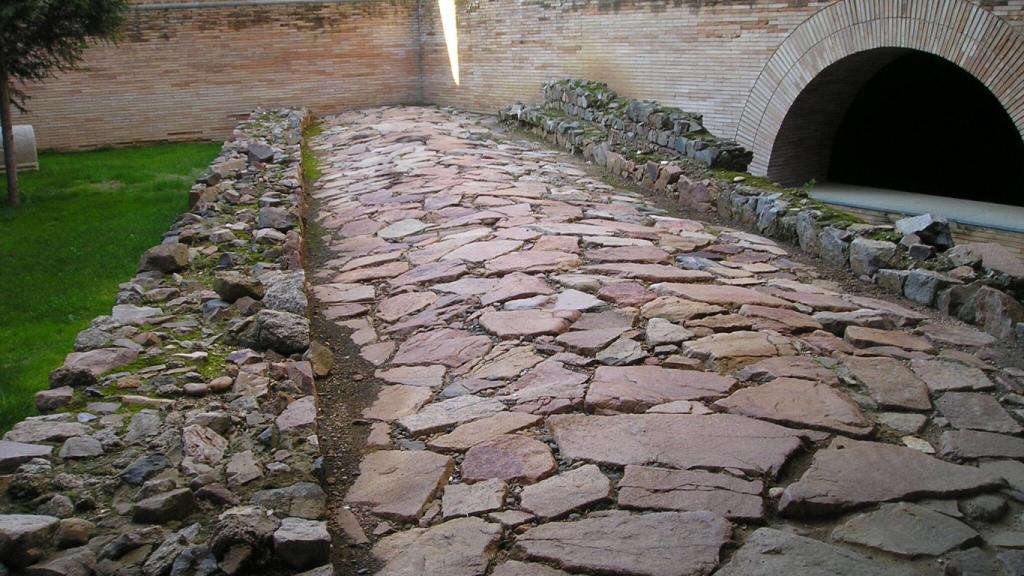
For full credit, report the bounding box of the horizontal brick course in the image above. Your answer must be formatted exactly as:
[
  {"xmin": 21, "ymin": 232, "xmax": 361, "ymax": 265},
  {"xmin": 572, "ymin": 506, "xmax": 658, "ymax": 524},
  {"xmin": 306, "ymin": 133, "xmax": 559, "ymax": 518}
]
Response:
[
  {"xmin": 14, "ymin": 0, "xmax": 421, "ymax": 150},
  {"xmin": 10, "ymin": 0, "xmax": 1024, "ymax": 157}
]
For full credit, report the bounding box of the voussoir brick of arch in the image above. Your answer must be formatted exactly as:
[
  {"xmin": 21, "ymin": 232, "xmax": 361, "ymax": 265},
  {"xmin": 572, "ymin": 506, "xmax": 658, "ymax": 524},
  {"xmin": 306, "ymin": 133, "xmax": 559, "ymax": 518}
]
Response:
[{"xmin": 736, "ymin": 0, "xmax": 1024, "ymax": 176}]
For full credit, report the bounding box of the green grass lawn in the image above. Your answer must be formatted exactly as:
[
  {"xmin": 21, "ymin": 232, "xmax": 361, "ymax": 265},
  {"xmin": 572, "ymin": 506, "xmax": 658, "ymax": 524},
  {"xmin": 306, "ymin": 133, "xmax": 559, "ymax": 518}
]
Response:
[{"xmin": 0, "ymin": 142, "xmax": 221, "ymax": 432}]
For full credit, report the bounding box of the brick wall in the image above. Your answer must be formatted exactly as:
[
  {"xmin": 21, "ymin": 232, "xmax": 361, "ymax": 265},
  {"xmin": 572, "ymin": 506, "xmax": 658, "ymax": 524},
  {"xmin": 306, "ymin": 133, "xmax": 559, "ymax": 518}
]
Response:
[
  {"xmin": 14, "ymin": 0, "xmax": 421, "ymax": 150},
  {"xmin": 419, "ymin": 0, "xmax": 1024, "ymax": 155},
  {"xmin": 11, "ymin": 0, "xmax": 1024, "ymax": 152}
]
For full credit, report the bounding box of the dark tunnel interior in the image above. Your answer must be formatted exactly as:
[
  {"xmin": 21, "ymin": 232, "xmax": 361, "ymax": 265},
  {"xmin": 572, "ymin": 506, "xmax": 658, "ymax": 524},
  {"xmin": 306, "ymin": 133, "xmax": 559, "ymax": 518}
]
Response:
[{"xmin": 828, "ymin": 52, "xmax": 1024, "ymax": 206}]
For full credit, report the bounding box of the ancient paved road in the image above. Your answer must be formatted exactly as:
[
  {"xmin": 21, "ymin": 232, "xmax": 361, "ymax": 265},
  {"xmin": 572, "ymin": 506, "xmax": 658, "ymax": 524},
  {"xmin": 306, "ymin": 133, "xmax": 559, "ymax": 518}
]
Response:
[{"xmin": 309, "ymin": 106, "xmax": 1024, "ymax": 575}]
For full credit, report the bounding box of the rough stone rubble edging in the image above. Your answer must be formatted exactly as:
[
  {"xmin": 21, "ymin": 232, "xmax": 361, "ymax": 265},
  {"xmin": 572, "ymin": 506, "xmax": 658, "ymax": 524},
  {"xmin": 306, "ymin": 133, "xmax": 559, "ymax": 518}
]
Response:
[
  {"xmin": 501, "ymin": 79, "xmax": 1024, "ymax": 343},
  {"xmin": 0, "ymin": 109, "xmax": 335, "ymax": 576}
]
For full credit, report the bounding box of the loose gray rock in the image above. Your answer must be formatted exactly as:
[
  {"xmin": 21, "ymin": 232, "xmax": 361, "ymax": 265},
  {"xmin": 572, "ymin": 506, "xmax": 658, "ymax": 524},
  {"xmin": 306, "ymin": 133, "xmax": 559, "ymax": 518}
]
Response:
[
  {"xmin": 273, "ymin": 518, "xmax": 331, "ymax": 570},
  {"xmin": 138, "ymin": 242, "xmax": 190, "ymax": 273},
  {"xmin": 132, "ymin": 488, "xmax": 196, "ymax": 524},
  {"xmin": 251, "ymin": 482, "xmax": 326, "ymax": 520},
  {"xmin": 0, "ymin": 514, "xmax": 61, "ymax": 568},
  {"xmin": 258, "ymin": 206, "xmax": 295, "ymax": 231},
  {"xmin": 895, "ymin": 213, "xmax": 952, "ymax": 250},
  {"xmin": 59, "ymin": 436, "xmax": 104, "ymax": 459},
  {"xmin": 262, "ymin": 271, "xmax": 308, "ymax": 315},
  {"xmin": 849, "ymin": 237, "xmax": 897, "ymax": 277},
  {"xmin": 235, "ymin": 309, "xmax": 310, "ymax": 355}
]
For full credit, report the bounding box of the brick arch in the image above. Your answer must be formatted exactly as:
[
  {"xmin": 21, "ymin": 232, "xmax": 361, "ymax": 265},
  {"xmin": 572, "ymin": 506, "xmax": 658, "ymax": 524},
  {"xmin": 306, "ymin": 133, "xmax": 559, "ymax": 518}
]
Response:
[{"xmin": 736, "ymin": 0, "xmax": 1024, "ymax": 181}]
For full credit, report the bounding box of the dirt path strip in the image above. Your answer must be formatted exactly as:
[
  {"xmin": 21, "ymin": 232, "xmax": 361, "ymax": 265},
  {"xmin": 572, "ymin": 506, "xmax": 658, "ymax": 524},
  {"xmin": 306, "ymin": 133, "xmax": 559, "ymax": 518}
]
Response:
[{"xmin": 309, "ymin": 105, "xmax": 1024, "ymax": 576}]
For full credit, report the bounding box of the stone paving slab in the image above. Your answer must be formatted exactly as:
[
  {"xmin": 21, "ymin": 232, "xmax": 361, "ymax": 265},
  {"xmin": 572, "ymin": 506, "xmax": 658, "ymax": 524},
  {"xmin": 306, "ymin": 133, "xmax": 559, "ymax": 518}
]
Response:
[{"xmin": 309, "ymin": 106, "xmax": 1024, "ymax": 575}]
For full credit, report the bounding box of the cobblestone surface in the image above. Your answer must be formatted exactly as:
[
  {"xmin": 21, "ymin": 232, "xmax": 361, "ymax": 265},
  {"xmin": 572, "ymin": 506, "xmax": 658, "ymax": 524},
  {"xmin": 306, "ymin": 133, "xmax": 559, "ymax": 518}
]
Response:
[{"xmin": 310, "ymin": 106, "xmax": 1024, "ymax": 575}]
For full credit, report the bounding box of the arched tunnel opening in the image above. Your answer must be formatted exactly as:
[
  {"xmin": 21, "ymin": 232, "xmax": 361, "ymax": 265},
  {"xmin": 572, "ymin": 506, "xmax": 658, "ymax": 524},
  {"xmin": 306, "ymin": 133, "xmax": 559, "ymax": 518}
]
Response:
[{"xmin": 767, "ymin": 49, "xmax": 1024, "ymax": 207}]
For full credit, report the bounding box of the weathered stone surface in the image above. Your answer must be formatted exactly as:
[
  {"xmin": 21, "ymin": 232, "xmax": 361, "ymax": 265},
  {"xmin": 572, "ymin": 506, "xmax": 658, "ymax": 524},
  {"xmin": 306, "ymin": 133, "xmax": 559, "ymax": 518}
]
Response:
[
  {"xmin": 252, "ymin": 482, "xmax": 326, "ymax": 520},
  {"xmin": 375, "ymin": 365, "xmax": 446, "ymax": 388},
  {"xmin": 514, "ymin": 510, "xmax": 731, "ymax": 576},
  {"xmin": 276, "ymin": 395, "xmax": 317, "ymax": 432},
  {"xmin": 397, "ymin": 395, "xmax": 507, "ymax": 435},
  {"xmin": 471, "ymin": 346, "xmax": 543, "ymax": 380},
  {"xmin": 132, "ymin": 488, "xmax": 195, "ymax": 524},
  {"xmin": 442, "ymin": 479, "xmax": 507, "ymax": 518},
  {"xmin": 715, "ymin": 378, "xmax": 872, "ymax": 436},
  {"xmin": 587, "ymin": 245, "xmax": 670, "ymax": 263},
  {"xmin": 936, "ymin": 392, "xmax": 1023, "ymax": 434},
  {"xmin": 138, "ymin": 242, "xmax": 190, "ymax": 273},
  {"xmin": 716, "ymin": 527, "xmax": 907, "ymax": 576},
  {"xmin": 213, "ymin": 271, "xmax": 265, "ymax": 302},
  {"xmin": 779, "ymin": 437, "xmax": 1002, "ymax": 517},
  {"xmin": 684, "ymin": 331, "xmax": 794, "ymax": 367},
  {"xmin": 551, "ymin": 289, "xmax": 604, "ymax": 311},
  {"xmin": 272, "ymin": 518, "xmax": 330, "ymax": 570},
  {"xmin": 480, "ymin": 310, "xmax": 573, "ymax": 338},
  {"xmin": 4, "ymin": 418, "xmax": 89, "ymax": 444},
  {"xmin": 442, "ymin": 240, "xmax": 524, "ymax": 262},
  {"xmin": 0, "ymin": 440, "xmax": 53, "ymax": 472},
  {"xmin": 487, "ymin": 251, "xmax": 580, "ymax": 274},
  {"xmin": 739, "ymin": 304, "xmax": 822, "ymax": 333},
  {"xmin": 373, "ymin": 517, "xmax": 501, "ymax": 576},
  {"xmin": 595, "ymin": 337, "xmax": 645, "ymax": 366},
  {"xmin": 645, "ymin": 317, "xmax": 694, "ymax": 345},
  {"xmin": 237, "ymin": 309, "xmax": 310, "ymax": 355},
  {"xmin": 480, "ymin": 272, "xmax": 554, "ymax": 306},
  {"xmin": 875, "ymin": 412, "xmax": 928, "ymax": 434},
  {"xmin": 363, "ymin": 385, "xmax": 433, "ymax": 422},
  {"xmin": 586, "ymin": 366, "xmax": 735, "ymax": 412},
  {"xmin": 618, "ymin": 465, "xmax": 763, "ymax": 521},
  {"xmin": 392, "ymin": 328, "xmax": 492, "ymax": 367},
  {"xmin": 389, "ymin": 260, "xmax": 467, "ymax": 287},
  {"xmin": 842, "ymin": 355, "xmax": 932, "ymax": 411},
  {"xmin": 377, "ymin": 292, "xmax": 438, "ymax": 322},
  {"xmin": 940, "ymin": 430, "xmax": 1024, "ymax": 460},
  {"xmin": 52, "ymin": 347, "xmax": 139, "ymax": 386},
  {"xmin": 549, "ymin": 413, "xmax": 807, "ymax": 477},
  {"xmin": 895, "ymin": 213, "xmax": 952, "ymax": 250},
  {"xmin": 734, "ymin": 356, "xmax": 838, "ymax": 385},
  {"xmin": 641, "ymin": 296, "xmax": 724, "ymax": 323},
  {"xmin": 520, "ymin": 464, "xmax": 612, "ymax": 520},
  {"xmin": 504, "ymin": 361, "xmax": 589, "ymax": 414},
  {"xmin": 598, "ymin": 281, "xmax": 656, "ymax": 306},
  {"xmin": 909, "ymin": 358, "xmax": 994, "ymax": 392},
  {"xmin": 657, "ymin": 283, "xmax": 790, "ymax": 308},
  {"xmin": 917, "ymin": 322, "xmax": 996, "ymax": 347},
  {"xmin": 583, "ymin": 264, "xmax": 714, "ymax": 283},
  {"xmin": 492, "ymin": 560, "xmax": 571, "ymax": 576},
  {"xmin": 58, "ymin": 435, "xmax": 104, "ymax": 459},
  {"xmin": 844, "ymin": 326, "xmax": 935, "ymax": 353},
  {"xmin": 379, "ymin": 218, "xmax": 430, "ymax": 240},
  {"xmin": 345, "ymin": 450, "xmax": 453, "ymax": 521},
  {"xmin": 461, "ymin": 434, "xmax": 557, "ymax": 484},
  {"xmin": 35, "ymin": 386, "xmax": 74, "ymax": 413},
  {"xmin": 555, "ymin": 327, "xmax": 626, "ymax": 354},
  {"xmin": 832, "ymin": 502, "xmax": 978, "ymax": 557},
  {"xmin": 0, "ymin": 514, "xmax": 61, "ymax": 568},
  {"xmin": 849, "ymin": 237, "xmax": 897, "ymax": 277},
  {"xmin": 429, "ymin": 412, "xmax": 542, "ymax": 451}
]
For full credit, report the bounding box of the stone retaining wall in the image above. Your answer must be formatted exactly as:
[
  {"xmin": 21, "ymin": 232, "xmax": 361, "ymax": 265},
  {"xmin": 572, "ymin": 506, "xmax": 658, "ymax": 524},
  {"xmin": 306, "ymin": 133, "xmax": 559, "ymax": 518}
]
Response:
[
  {"xmin": 502, "ymin": 80, "xmax": 1024, "ymax": 343},
  {"xmin": 0, "ymin": 109, "xmax": 335, "ymax": 575}
]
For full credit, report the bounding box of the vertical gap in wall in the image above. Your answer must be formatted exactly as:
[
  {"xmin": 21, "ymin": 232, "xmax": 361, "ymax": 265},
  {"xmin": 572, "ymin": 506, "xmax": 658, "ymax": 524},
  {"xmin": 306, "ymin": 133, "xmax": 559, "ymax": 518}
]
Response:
[{"xmin": 415, "ymin": 0, "xmax": 425, "ymax": 104}]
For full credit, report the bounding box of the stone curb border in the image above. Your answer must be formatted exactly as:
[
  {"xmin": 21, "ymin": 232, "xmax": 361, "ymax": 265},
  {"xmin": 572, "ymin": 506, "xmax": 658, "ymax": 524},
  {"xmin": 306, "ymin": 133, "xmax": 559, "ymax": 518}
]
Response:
[
  {"xmin": 0, "ymin": 109, "xmax": 334, "ymax": 575},
  {"xmin": 500, "ymin": 79, "xmax": 1024, "ymax": 343}
]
